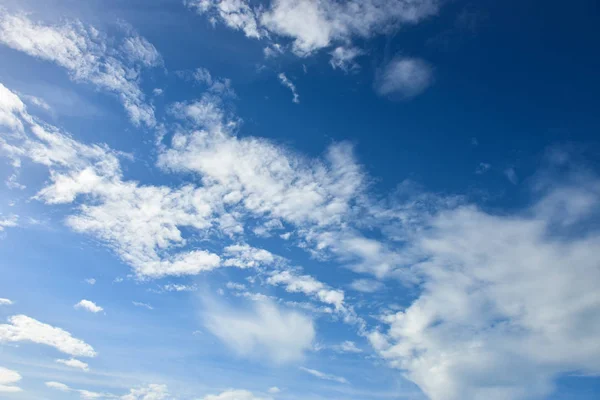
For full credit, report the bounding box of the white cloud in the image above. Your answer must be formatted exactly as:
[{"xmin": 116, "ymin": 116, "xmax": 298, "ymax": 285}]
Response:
[
  {"xmin": 277, "ymin": 73, "xmax": 299, "ymax": 104},
  {"xmin": 121, "ymin": 384, "xmax": 170, "ymax": 400},
  {"xmin": 330, "ymin": 46, "xmax": 364, "ymax": 72},
  {"xmin": 200, "ymin": 389, "xmax": 272, "ymax": 400},
  {"xmin": 505, "ymin": 167, "xmax": 518, "ymax": 184},
  {"xmin": 203, "ymin": 296, "xmax": 315, "ymax": 363},
  {"xmin": 300, "ymin": 367, "xmax": 349, "ymax": 384},
  {"xmin": 267, "ymin": 387, "xmax": 280, "ymax": 394},
  {"xmin": 349, "ymin": 279, "xmax": 384, "ymax": 293},
  {"xmin": 334, "ymin": 340, "xmax": 362, "ymax": 353},
  {"xmin": 370, "ymin": 177, "xmax": 600, "ymax": 400},
  {"xmin": 132, "ymin": 301, "xmax": 154, "ymax": 310},
  {"xmin": 45, "ymin": 381, "xmax": 71, "ymax": 391},
  {"xmin": 0, "ymin": 366, "xmax": 22, "ymax": 393},
  {"xmin": 0, "ymin": 298, "xmax": 13, "ymax": 305},
  {"xmin": 186, "ymin": 0, "xmax": 264, "ymax": 39},
  {"xmin": 0, "ymin": 315, "xmax": 96, "ymax": 357},
  {"xmin": 223, "ymin": 244, "xmax": 277, "ymax": 268},
  {"xmin": 84, "ymin": 278, "xmax": 96, "ymax": 285},
  {"xmin": 0, "ymin": 215, "xmax": 18, "ymax": 231},
  {"xmin": 267, "ymin": 270, "xmax": 345, "ymax": 310},
  {"xmin": 375, "ymin": 57, "xmax": 433, "ymax": 98},
  {"xmin": 0, "ymin": 12, "xmax": 160, "ymax": 126},
  {"xmin": 47, "ymin": 382, "xmax": 169, "ymax": 399},
  {"xmin": 475, "ymin": 162, "xmax": 491, "ymax": 175},
  {"xmin": 56, "ymin": 358, "xmax": 89, "ymax": 371},
  {"xmin": 75, "ymin": 300, "xmax": 104, "ymax": 313},
  {"xmin": 261, "ymin": 0, "xmax": 440, "ymax": 56}
]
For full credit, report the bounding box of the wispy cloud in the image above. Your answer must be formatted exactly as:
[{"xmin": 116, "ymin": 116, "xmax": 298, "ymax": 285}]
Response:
[
  {"xmin": 278, "ymin": 73, "xmax": 300, "ymax": 103},
  {"xmin": 300, "ymin": 367, "xmax": 349, "ymax": 384}
]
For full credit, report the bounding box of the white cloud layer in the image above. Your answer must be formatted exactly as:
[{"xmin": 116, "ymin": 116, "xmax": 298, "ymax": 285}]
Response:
[
  {"xmin": 0, "ymin": 366, "xmax": 22, "ymax": 393},
  {"xmin": 300, "ymin": 366, "xmax": 349, "ymax": 384},
  {"xmin": 370, "ymin": 175, "xmax": 600, "ymax": 400},
  {"xmin": 188, "ymin": 0, "xmax": 440, "ymax": 56},
  {"xmin": 0, "ymin": 11, "xmax": 160, "ymax": 127},
  {"xmin": 56, "ymin": 358, "xmax": 90, "ymax": 371},
  {"xmin": 203, "ymin": 296, "xmax": 315, "ymax": 363},
  {"xmin": 375, "ymin": 57, "xmax": 433, "ymax": 98},
  {"xmin": 75, "ymin": 300, "xmax": 104, "ymax": 313},
  {"xmin": 201, "ymin": 389, "xmax": 272, "ymax": 400},
  {"xmin": 0, "ymin": 315, "xmax": 96, "ymax": 357}
]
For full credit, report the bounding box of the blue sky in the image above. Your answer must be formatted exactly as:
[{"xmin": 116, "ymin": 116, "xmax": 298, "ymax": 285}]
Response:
[{"xmin": 0, "ymin": 0, "xmax": 599, "ymax": 399}]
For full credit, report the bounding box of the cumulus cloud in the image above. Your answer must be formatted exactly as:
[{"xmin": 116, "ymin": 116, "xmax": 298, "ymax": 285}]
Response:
[
  {"xmin": 56, "ymin": 358, "xmax": 89, "ymax": 371},
  {"xmin": 0, "ymin": 366, "xmax": 22, "ymax": 393},
  {"xmin": 187, "ymin": 0, "xmax": 439, "ymax": 56},
  {"xmin": 74, "ymin": 300, "xmax": 104, "ymax": 313},
  {"xmin": 0, "ymin": 298, "xmax": 13, "ymax": 305},
  {"xmin": 277, "ymin": 73, "xmax": 300, "ymax": 104},
  {"xmin": 369, "ymin": 174, "xmax": 600, "ymax": 400},
  {"xmin": 0, "ymin": 11, "xmax": 160, "ymax": 126},
  {"xmin": 300, "ymin": 367, "xmax": 349, "ymax": 384},
  {"xmin": 375, "ymin": 57, "xmax": 433, "ymax": 98},
  {"xmin": 203, "ymin": 296, "xmax": 315, "ymax": 363},
  {"xmin": 0, "ymin": 315, "xmax": 96, "ymax": 357},
  {"xmin": 84, "ymin": 278, "xmax": 96, "ymax": 285}
]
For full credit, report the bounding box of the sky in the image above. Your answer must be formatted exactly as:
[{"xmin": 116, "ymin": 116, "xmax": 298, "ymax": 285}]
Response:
[{"xmin": 0, "ymin": 0, "xmax": 599, "ymax": 399}]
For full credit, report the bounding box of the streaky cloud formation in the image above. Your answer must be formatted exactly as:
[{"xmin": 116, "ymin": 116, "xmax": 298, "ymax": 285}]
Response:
[
  {"xmin": 75, "ymin": 299, "xmax": 104, "ymax": 313},
  {"xmin": 0, "ymin": 315, "xmax": 96, "ymax": 357},
  {"xmin": 0, "ymin": 11, "xmax": 161, "ymax": 126},
  {"xmin": 56, "ymin": 358, "xmax": 90, "ymax": 371},
  {"xmin": 202, "ymin": 296, "xmax": 315, "ymax": 363},
  {"xmin": 300, "ymin": 366, "xmax": 349, "ymax": 384}
]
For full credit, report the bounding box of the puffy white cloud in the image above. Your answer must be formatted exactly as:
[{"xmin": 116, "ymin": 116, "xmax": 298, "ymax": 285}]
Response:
[
  {"xmin": 0, "ymin": 298, "xmax": 13, "ymax": 305},
  {"xmin": 349, "ymin": 279, "xmax": 384, "ymax": 293},
  {"xmin": 370, "ymin": 177, "xmax": 600, "ymax": 400},
  {"xmin": 0, "ymin": 12, "xmax": 160, "ymax": 126},
  {"xmin": 200, "ymin": 389, "xmax": 272, "ymax": 400},
  {"xmin": 0, "ymin": 366, "xmax": 22, "ymax": 393},
  {"xmin": 375, "ymin": 57, "xmax": 433, "ymax": 98},
  {"xmin": 300, "ymin": 367, "xmax": 349, "ymax": 384},
  {"xmin": 56, "ymin": 358, "xmax": 89, "ymax": 371},
  {"xmin": 75, "ymin": 300, "xmax": 104, "ymax": 313},
  {"xmin": 203, "ymin": 296, "xmax": 315, "ymax": 363},
  {"xmin": 0, "ymin": 315, "xmax": 96, "ymax": 357},
  {"xmin": 277, "ymin": 73, "xmax": 299, "ymax": 104},
  {"xmin": 84, "ymin": 278, "xmax": 96, "ymax": 285}
]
